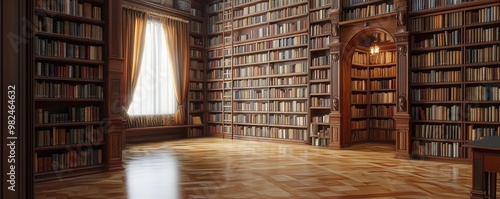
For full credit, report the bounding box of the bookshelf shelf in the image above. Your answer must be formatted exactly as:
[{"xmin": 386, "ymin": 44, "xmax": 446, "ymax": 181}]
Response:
[
  {"xmin": 35, "ymin": 56, "xmax": 105, "ymax": 64},
  {"xmin": 35, "ymin": 76, "xmax": 104, "ymax": 83},
  {"xmin": 35, "ymin": 98, "xmax": 105, "ymax": 102},
  {"xmin": 339, "ymin": 13, "xmax": 396, "ymax": 26},
  {"xmin": 36, "ymin": 32, "xmax": 105, "ymax": 45},
  {"xmin": 34, "ymin": 9, "xmax": 105, "ymax": 25},
  {"xmin": 35, "ymin": 142, "xmax": 105, "ymax": 152}
]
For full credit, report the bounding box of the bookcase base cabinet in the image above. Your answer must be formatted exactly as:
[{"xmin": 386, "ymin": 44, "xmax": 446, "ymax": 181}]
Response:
[
  {"xmin": 329, "ymin": 111, "xmax": 342, "ymax": 149},
  {"xmin": 394, "ymin": 113, "xmax": 411, "ymax": 159},
  {"xmin": 106, "ymin": 119, "xmax": 125, "ymax": 172}
]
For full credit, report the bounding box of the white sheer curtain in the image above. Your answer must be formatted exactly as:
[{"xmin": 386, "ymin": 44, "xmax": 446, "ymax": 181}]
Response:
[{"xmin": 127, "ymin": 20, "xmax": 176, "ymax": 116}]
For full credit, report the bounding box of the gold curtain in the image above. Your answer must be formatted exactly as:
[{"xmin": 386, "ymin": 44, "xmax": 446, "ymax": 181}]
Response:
[
  {"xmin": 162, "ymin": 18, "xmax": 189, "ymax": 124},
  {"xmin": 122, "ymin": 8, "xmax": 147, "ymax": 108}
]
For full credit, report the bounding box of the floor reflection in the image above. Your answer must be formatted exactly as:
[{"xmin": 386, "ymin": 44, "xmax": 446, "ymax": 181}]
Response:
[{"xmin": 125, "ymin": 150, "xmax": 179, "ymax": 199}]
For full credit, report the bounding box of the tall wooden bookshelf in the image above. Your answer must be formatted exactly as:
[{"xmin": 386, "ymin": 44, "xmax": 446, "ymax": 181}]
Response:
[
  {"xmin": 309, "ymin": 0, "xmax": 333, "ymax": 146},
  {"xmin": 409, "ymin": 1, "xmax": 500, "ymax": 161},
  {"xmin": 188, "ymin": 1, "xmax": 207, "ymax": 138},
  {"xmin": 206, "ymin": 0, "xmax": 310, "ymax": 142},
  {"xmin": 33, "ymin": 0, "xmax": 107, "ymax": 181}
]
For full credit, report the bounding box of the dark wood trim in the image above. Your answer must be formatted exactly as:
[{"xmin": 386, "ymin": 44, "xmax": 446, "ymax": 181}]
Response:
[
  {"xmin": 3, "ymin": 0, "xmax": 33, "ymax": 197},
  {"xmin": 123, "ymin": 0, "xmax": 204, "ymax": 21},
  {"xmin": 124, "ymin": 125, "xmax": 204, "ymax": 144}
]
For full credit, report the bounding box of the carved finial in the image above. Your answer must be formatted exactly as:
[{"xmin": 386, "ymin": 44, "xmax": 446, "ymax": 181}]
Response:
[
  {"xmin": 333, "ymin": 95, "xmax": 339, "ymax": 111},
  {"xmin": 398, "ymin": 94, "xmax": 407, "ymax": 112}
]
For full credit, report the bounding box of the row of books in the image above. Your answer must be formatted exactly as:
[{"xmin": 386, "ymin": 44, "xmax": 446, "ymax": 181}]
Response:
[
  {"xmin": 465, "ymin": 5, "xmax": 500, "ymax": 24},
  {"xmin": 411, "ymin": 105, "xmax": 461, "ymax": 121},
  {"xmin": 234, "ymin": 89, "xmax": 270, "ymax": 99},
  {"xmin": 233, "ymin": 53, "xmax": 268, "ymax": 65},
  {"xmin": 411, "ymin": 70, "xmax": 461, "ymax": 83},
  {"xmin": 233, "ymin": 65, "xmax": 269, "ymax": 77},
  {"xmin": 233, "ymin": 114, "xmax": 268, "ymax": 124},
  {"xmin": 269, "ymin": 4, "xmax": 308, "ymax": 21},
  {"xmin": 272, "ymin": 63, "xmax": 308, "ymax": 74},
  {"xmin": 467, "ymin": 126, "xmax": 500, "ymax": 141},
  {"xmin": 189, "ymin": 103, "xmax": 203, "ymax": 111},
  {"xmin": 233, "ymin": 14, "xmax": 268, "ymax": 29},
  {"xmin": 234, "ymin": 2, "xmax": 268, "ymax": 18},
  {"xmin": 269, "ymin": 0, "xmax": 307, "ymax": 10},
  {"xmin": 465, "ymin": 66, "xmax": 500, "ymax": 81},
  {"xmin": 189, "ymin": 70, "xmax": 204, "ymax": 79},
  {"xmin": 269, "ymin": 114, "xmax": 307, "ymax": 126},
  {"xmin": 270, "ymin": 87, "xmax": 308, "ymax": 98},
  {"xmin": 237, "ymin": 19, "xmax": 308, "ymax": 41},
  {"xmin": 311, "ymin": 0, "xmax": 331, "ymax": 8},
  {"xmin": 352, "ymin": 94, "xmax": 367, "ymax": 104},
  {"xmin": 36, "ymin": 0, "xmax": 102, "ymax": 20},
  {"xmin": 35, "ymin": 126, "xmax": 104, "ymax": 147},
  {"xmin": 411, "ymin": 0, "xmax": 476, "ymax": 11},
  {"xmin": 311, "ymin": 69, "xmax": 330, "ymax": 80},
  {"xmin": 411, "ymin": 87, "xmax": 462, "ymax": 101},
  {"xmin": 342, "ymin": 0, "xmax": 374, "ymax": 6},
  {"xmin": 35, "ymin": 106, "xmax": 100, "ymax": 124},
  {"xmin": 35, "ymin": 82, "xmax": 104, "ymax": 99},
  {"xmin": 370, "ymin": 105, "xmax": 396, "ymax": 117},
  {"xmin": 189, "ymin": 49, "xmax": 203, "ymax": 58},
  {"xmin": 312, "ymin": 54, "xmax": 331, "ymax": 66},
  {"xmin": 36, "ymin": 16, "xmax": 103, "ymax": 41},
  {"xmin": 351, "ymin": 106, "xmax": 367, "ymax": 117},
  {"xmin": 207, "ymin": 82, "xmax": 224, "ymax": 90},
  {"xmin": 352, "ymin": 80, "xmax": 366, "ymax": 90},
  {"xmin": 233, "ymin": 78, "xmax": 269, "ymax": 87},
  {"xmin": 371, "ymin": 92, "xmax": 396, "ymax": 103},
  {"xmin": 370, "ymin": 66, "xmax": 396, "ymax": 77},
  {"xmin": 465, "ymin": 26, "xmax": 499, "ymax": 44},
  {"xmin": 352, "ymin": 120, "xmax": 367, "ymax": 129},
  {"xmin": 352, "ymin": 68, "xmax": 367, "ymax": 77},
  {"xmin": 35, "ymin": 62, "xmax": 103, "ymax": 79},
  {"xmin": 269, "ymin": 48, "xmax": 308, "ymax": 61},
  {"xmin": 411, "ymin": 30, "xmax": 460, "ymax": 49},
  {"xmin": 190, "ymin": 8, "xmax": 203, "ymax": 17},
  {"xmin": 310, "ymin": 83, "xmax": 330, "ymax": 94},
  {"xmin": 188, "ymin": 91, "xmax": 204, "ymax": 100},
  {"xmin": 370, "ymin": 79, "xmax": 396, "ymax": 90},
  {"xmin": 233, "ymin": 102, "xmax": 269, "ymax": 111},
  {"xmin": 465, "ymin": 45, "xmax": 500, "ymax": 63},
  {"xmin": 414, "ymin": 124, "xmax": 462, "ymax": 140},
  {"xmin": 410, "ymin": 12, "xmax": 463, "ymax": 32},
  {"xmin": 343, "ymin": 3, "xmax": 394, "ymax": 21},
  {"xmin": 370, "ymin": 119, "xmax": 394, "ymax": 128},
  {"xmin": 311, "ymin": 97, "xmax": 331, "ymax": 107},
  {"xmin": 312, "ymin": 115, "xmax": 329, "ymax": 123},
  {"xmin": 467, "ymin": 105, "xmax": 500, "ymax": 122},
  {"xmin": 231, "ymin": 35, "xmax": 308, "ymax": 55},
  {"xmin": 189, "ymin": 22, "xmax": 202, "ymax": 35},
  {"xmin": 411, "ymin": 50, "xmax": 462, "ymax": 67},
  {"xmin": 233, "ymin": 126, "xmax": 308, "ymax": 140},
  {"xmin": 208, "ymin": 102, "xmax": 222, "ymax": 111},
  {"xmin": 310, "ymin": 36, "xmax": 330, "ymax": 49},
  {"xmin": 310, "ymin": 8, "xmax": 331, "ymax": 21},
  {"xmin": 35, "ymin": 37, "xmax": 103, "ymax": 61},
  {"xmin": 270, "ymin": 76, "xmax": 308, "ymax": 86},
  {"xmin": 190, "ymin": 60, "xmax": 204, "ymax": 69},
  {"xmin": 34, "ymin": 148, "xmax": 102, "ymax": 173},
  {"xmin": 207, "ymin": 59, "xmax": 231, "ymax": 68},
  {"xmin": 412, "ymin": 141, "xmax": 463, "ymax": 158},
  {"xmin": 465, "ymin": 86, "xmax": 500, "ymax": 101},
  {"xmin": 310, "ymin": 23, "xmax": 331, "ymax": 37}
]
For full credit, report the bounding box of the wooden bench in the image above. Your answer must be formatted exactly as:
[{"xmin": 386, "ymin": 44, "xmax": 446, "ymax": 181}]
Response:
[{"xmin": 123, "ymin": 124, "xmax": 204, "ymax": 145}]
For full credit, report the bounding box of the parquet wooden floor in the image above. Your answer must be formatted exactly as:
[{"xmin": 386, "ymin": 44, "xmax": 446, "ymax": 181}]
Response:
[{"xmin": 35, "ymin": 137, "xmax": 496, "ymax": 199}]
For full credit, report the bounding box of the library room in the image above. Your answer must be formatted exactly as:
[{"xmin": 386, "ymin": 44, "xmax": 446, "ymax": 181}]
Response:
[{"xmin": 2, "ymin": 0, "xmax": 500, "ymax": 198}]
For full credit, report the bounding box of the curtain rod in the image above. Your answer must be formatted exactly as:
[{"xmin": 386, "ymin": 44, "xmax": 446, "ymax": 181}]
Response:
[{"xmin": 123, "ymin": 4, "xmax": 189, "ymax": 23}]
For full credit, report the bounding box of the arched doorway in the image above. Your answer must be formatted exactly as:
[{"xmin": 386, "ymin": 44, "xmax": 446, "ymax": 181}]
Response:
[{"xmin": 340, "ymin": 28, "xmax": 398, "ymax": 147}]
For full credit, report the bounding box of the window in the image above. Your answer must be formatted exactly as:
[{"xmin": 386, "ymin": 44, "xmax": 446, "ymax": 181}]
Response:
[{"xmin": 127, "ymin": 20, "xmax": 177, "ymax": 116}]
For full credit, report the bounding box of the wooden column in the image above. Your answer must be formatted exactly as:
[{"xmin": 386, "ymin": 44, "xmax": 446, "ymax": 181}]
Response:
[
  {"xmin": 393, "ymin": 0, "xmax": 410, "ymax": 159},
  {"xmin": 105, "ymin": 0, "xmax": 125, "ymax": 171},
  {"xmin": 329, "ymin": 1, "xmax": 343, "ymax": 149}
]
